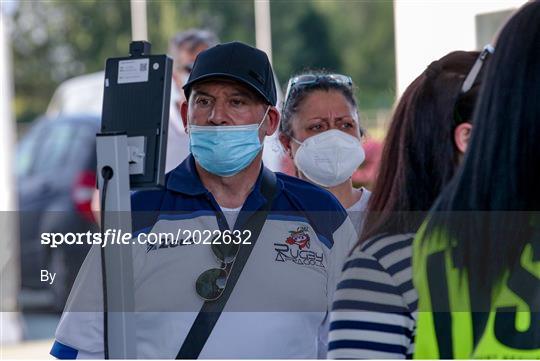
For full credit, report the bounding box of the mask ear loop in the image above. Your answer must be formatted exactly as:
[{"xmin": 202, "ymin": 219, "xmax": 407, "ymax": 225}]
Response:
[
  {"xmin": 257, "ymin": 106, "xmax": 271, "ymax": 129},
  {"xmin": 291, "ymin": 137, "xmax": 303, "ymax": 145},
  {"xmin": 281, "ymin": 128, "xmax": 302, "ymax": 158},
  {"xmin": 287, "ymin": 137, "xmax": 302, "ymax": 159}
]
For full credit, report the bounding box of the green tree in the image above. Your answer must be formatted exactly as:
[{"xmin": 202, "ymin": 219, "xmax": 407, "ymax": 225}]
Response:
[
  {"xmin": 315, "ymin": 0, "xmax": 396, "ymax": 109},
  {"xmin": 272, "ymin": 2, "xmax": 341, "ymax": 87},
  {"xmin": 11, "ymin": 0, "xmax": 133, "ymax": 123},
  {"xmin": 10, "ymin": 0, "xmax": 395, "ymax": 124}
]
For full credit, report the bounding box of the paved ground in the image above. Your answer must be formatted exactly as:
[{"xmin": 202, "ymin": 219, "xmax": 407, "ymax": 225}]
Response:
[
  {"xmin": 1, "ymin": 339, "xmax": 54, "ymax": 359},
  {"xmin": 1, "ymin": 312, "xmax": 59, "ymax": 359}
]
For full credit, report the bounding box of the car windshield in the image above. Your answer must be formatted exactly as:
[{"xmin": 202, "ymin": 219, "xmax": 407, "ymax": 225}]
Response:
[
  {"xmin": 16, "ymin": 121, "xmax": 84, "ymax": 177},
  {"xmin": 33, "ymin": 124, "xmax": 75, "ymax": 174}
]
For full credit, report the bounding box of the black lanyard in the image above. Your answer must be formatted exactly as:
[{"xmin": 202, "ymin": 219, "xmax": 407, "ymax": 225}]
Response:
[{"xmin": 176, "ymin": 169, "xmax": 277, "ymax": 359}]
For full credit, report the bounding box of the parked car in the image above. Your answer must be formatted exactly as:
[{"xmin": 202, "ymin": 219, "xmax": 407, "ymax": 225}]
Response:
[
  {"xmin": 17, "ymin": 114, "xmax": 100, "ymax": 311},
  {"xmin": 46, "ymin": 71, "xmax": 286, "ymax": 171},
  {"xmin": 46, "ymin": 72, "xmax": 104, "ymax": 117}
]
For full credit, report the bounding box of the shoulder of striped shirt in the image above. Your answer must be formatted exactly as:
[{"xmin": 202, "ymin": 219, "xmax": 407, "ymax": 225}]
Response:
[
  {"xmin": 343, "ymin": 232, "xmax": 418, "ymax": 312},
  {"xmin": 359, "ymin": 233, "xmax": 415, "ymax": 256},
  {"xmin": 356, "ymin": 233, "xmax": 415, "ymax": 267}
]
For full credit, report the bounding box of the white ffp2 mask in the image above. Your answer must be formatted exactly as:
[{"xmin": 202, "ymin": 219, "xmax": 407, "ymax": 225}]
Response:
[{"xmin": 292, "ymin": 129, "xmax": 365, "ymax": 188}]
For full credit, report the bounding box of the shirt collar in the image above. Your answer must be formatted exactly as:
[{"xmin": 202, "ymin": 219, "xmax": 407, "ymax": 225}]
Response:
[
  {"xmin": 166, "ymin": 155, "xmax": 207, "ymax": 195},
  {"xmin": 166, "ymin": 154, "xmax": 282, "ymax": 203}
]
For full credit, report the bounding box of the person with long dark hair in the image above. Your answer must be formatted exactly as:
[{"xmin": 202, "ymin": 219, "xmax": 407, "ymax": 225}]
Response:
[
  {"xmin": 414, "ymin": 2, "xmax": 540, "ymax": 358},
  {"xmin": 327, "ymin": 48, "xmax": 490, "ymax": 358}
]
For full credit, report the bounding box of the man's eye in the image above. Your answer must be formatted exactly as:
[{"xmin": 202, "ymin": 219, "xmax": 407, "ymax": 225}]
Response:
[
  {"xmin": 341, "ymin": 122, "xmax": 354, "ymax": 129},
  {"xmin": 231, "ymin": 99, "xmax": 246, "ymax": 107},
  {"xmin": 196, "ymin": 98, "xmax": 211, "ymax": 106},
  {"xmin": 310, "ymin": 124, "xmax": 323, "ymax": 131}
]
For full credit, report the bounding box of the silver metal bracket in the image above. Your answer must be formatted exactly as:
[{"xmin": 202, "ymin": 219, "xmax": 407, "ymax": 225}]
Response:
[{"xmin": 127, "ymin": 136, "xmax": 146, "ymax": 175}]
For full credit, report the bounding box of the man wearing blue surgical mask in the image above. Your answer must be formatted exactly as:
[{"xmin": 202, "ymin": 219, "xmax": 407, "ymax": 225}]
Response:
[
  {"xmin": 51, "ymin": 41, "xmax": 358, "ymax": 359},
  {"xmin": 180, "ymin": 78, "xmax": 278, "ymax": 213}
]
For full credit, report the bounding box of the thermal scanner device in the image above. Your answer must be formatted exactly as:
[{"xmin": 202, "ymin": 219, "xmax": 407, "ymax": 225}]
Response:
[
  {"xmin": 101, "ymin": 40, "xmax": 172, "ymax": 189},
  {"xmin": 96, "ymin": 41, "xmax": 172, "ymax": 359}
]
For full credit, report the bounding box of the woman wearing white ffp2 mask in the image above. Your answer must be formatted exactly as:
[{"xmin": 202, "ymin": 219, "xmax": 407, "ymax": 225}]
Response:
[{"xmin": 278, "ymin": 72, "xmax": 371, "ymax": 236}]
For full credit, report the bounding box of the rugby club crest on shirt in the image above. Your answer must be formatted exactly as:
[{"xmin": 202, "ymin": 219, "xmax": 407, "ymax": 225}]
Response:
[
  {"xmin": 285, "ymin": 226, "xmax": 311, "ymax": 249},
  {"xmin": 274, "ymin": 226, "xmax": 324, "ymax": 268}
]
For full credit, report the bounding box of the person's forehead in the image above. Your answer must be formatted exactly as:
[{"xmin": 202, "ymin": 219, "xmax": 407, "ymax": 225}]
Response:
[
  {"xmin": 191, "ymin": 78, "xmax": 259, "ymax": 99},
  {"xmin": 298, "ymin": 90, "xmax": 357, "ymax": 117}
]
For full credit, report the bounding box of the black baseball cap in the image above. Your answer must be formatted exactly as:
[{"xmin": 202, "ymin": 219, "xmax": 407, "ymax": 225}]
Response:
[{"xmin": 183, "ymin": 41, "xmax": 277, "ymax": 106}]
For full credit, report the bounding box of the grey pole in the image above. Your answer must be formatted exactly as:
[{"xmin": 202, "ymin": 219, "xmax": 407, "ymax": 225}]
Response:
[
  {"xmin": 96, "ymin": 134, "xmax": 136, "ymax": 359},
  {"xmin": 0, "ymin": 5, "xmax": 23, "ymax": 345},
  {"xmin": 130, "ymin": 0, "xmax": 148, "ymax": 41},
  {"xmin": 254, "ymin": 0, "xmax": 273, "ymax": 64}
]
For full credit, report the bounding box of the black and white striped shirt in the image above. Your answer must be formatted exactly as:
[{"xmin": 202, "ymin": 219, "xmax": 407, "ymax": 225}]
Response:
[{"xmin": 328, "ymin": 233, "xmax": 417, "ymax": 359}]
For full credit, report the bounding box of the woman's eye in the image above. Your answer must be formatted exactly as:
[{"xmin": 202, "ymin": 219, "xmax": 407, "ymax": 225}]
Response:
[
  {"xmin": 310, "ymin": 124, "xmax": 323, "ymax": 131},
  {"xmin": 342, "ymin": 122, "xmax": 354, "ymax": 129}
]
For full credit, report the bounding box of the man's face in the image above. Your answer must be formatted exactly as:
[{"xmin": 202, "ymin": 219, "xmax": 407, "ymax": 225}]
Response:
[
  {"xmin": 188, "ymin": 80, "xmax": 267, "ymax": 125},
  {"xmin": 180, "ymin": 79, "xmax": 279, "ymax": 142}
]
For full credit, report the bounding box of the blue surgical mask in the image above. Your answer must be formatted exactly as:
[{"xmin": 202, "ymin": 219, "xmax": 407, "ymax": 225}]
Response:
[{"xmin": 189, "ymin": 107, "xmax": 270, "ymax": 177}]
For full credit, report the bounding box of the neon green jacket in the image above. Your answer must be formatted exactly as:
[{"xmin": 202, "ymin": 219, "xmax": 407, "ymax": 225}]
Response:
[{"xmin": 413, "ymin": 225, "xmax": 540, "ymax": 359}]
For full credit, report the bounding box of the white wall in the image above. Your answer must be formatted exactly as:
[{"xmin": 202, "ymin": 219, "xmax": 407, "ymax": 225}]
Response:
[{"xmin": 394, "ymin": 0, "xmax": 527, "ymax": 96}]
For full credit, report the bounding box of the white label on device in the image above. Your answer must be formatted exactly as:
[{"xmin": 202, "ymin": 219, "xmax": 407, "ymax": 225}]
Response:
[{"xmin": 118, "ymin": 59, "xmax": 149, "ymax": 84}]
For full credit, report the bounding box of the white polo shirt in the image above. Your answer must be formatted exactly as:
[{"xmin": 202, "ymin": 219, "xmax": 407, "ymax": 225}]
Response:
[{"xmin": 51, "ymin": 156, "xmax": 357, "ymax": 359}]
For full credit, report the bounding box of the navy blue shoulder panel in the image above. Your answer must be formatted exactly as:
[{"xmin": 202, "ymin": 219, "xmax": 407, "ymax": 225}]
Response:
[
  {"xmin": 131, "ymin": 188, "xmax": 167, "ymax": 212},
  {"xmin": 274, "ymin": 172, "xmax": 347, "ymax": 213},
  {"xmin": 129, "ymin": 171, "xmax": 350, "ymax": 249},
  {"xmin": 131, "ymin": 174, "xmax": 215, "ymax": 232}
]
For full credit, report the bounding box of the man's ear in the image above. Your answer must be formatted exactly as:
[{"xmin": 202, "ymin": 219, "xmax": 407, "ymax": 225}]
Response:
[
  {"xmin": 278, "ymin": 132, "xmax": 293, "ymax": 159},
  {"xmin": 454, "ymin": 122, "xmax": 473, "ymax": 154},
  {"xmin": 180, "ymin": 100, "xmax": 189, "ymax": 132},
  {"xmin": 265, "ymin": 106, "xmax": 280, "ymax": 137}
]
